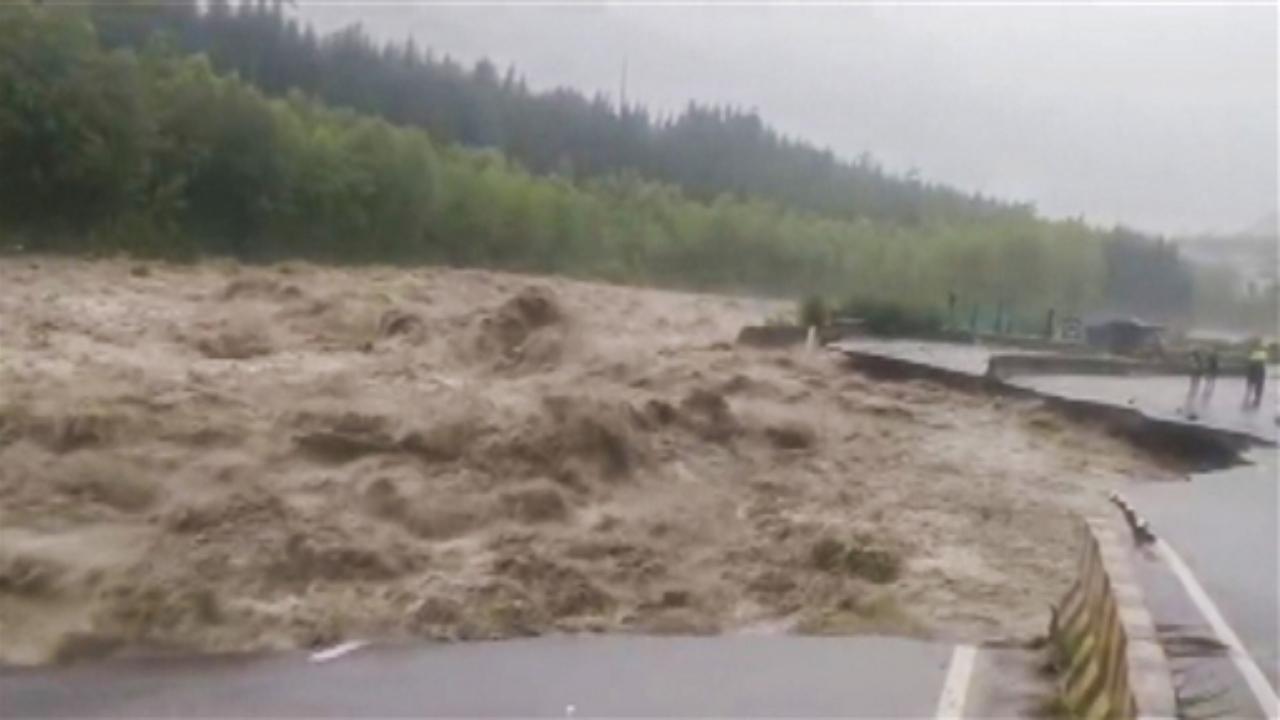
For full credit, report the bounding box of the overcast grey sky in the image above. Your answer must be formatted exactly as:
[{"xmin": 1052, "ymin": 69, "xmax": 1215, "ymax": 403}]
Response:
[{"xmin": 299, "ymin": 3, "xmax": 1277, "ymax": 237}]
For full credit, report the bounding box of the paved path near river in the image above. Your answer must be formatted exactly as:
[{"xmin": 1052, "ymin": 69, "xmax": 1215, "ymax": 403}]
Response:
[
  {"xmin": 0, "ymin": 635, "xmax": 990, "ymax": 717},
  {"xmin": 1127, "ymin": 450, "xmax": 1279, "ymax": 705},
  {"xmin": 837, "ymin": 337, "xmax": 1279, "ymax": 709},
  {"xmin": 1014, "ymin": 373, "xmax": 1278, "ymax": 444},
  {"xmin": 1017, "ymin": 366, "xmax": 1278, "ymax": 709},
  {"xmin": 834, "ymin": 337, "xmax": 1278, "ymax": 443}
]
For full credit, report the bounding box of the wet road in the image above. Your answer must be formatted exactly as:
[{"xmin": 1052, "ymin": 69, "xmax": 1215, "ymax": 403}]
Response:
[
  {"xmin": 1014, "ymin": 372, "xmax": 1278, "ymax": 444},
  {"xmin": 836, "ymin": 339, "xmax": 1277, "ymax": 685},
  {"xmin": 0, "ymin": 635, "xmax": 958, "ymax": 717},
  {"xmin": 1021, "ymin": 370, "xmax": 1278, "ymax": 699},
  {"xmin": 837, "ymin": 338, "xmax": 1279, "ymax": 697},
  {"xmin": 835, "ymin": 337, "xmax": 1279, "ymax": 443},
  {"xmin": 994, "ymin": 371, "xmax": 1277, "ymax": 699},
  {"xmin": 1126, "ymin": 450, "xmax": 1280, "ymax": 693},
  {"xmin": 1004, "ymin": 370, "xmax": 1278, "ymax": 695}
]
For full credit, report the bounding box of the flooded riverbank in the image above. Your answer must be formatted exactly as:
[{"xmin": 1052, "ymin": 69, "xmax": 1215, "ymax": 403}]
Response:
[{"xmin": 0, "ymin": 259, "xmax": 1169, "ymax": 665}]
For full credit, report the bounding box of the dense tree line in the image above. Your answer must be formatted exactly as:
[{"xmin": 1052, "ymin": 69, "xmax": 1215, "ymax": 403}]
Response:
[
  {"xmin": 4, "ymin": 2, "xmax": 1247, "ymax": 331},
  {"xmin": 88, "ymin": 0, "xmax": 1029, "ymax": 229},
  {"xmin": 1, "ymin": 8, "xmax": 438, "ymax": 262},
  {"xmin": 1102, "ymin": 231, "xmax": 1193, "ymax": 322}
]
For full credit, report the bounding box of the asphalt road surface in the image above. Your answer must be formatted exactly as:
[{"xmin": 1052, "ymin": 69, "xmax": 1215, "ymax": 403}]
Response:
[
  {"xmin": 1024, "ymin": 371, "xmax": 1278, "ymax": 707},
  {"xmin": 0, "ymin": 635, "xmax": 962, "ymax": 717},
  {"xmin": 1011, "ymin": 371, "xmax": 1278, "ymax": 710},
  {"xmin": 1016, "ymin": 372, "xmax": 1278, "ymax": 443},
  {"xmin": 835, "ymin": 338, "xmax": 1278, "ymax": 700},
  {"xmin": 1127, "ymin": 450, "xmax": 1279, "ymax": 695},
  {"xmin": 833, "ymin": 339, "xmax": 1279, "ymax": 445}
]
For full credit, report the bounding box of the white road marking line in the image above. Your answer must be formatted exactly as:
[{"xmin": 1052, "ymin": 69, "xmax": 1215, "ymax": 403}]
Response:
[
  {"xmin": 308, "ymin": 640, "xmax": 368, "ymax": 663},
  {"xmin": 1154, "ymin": 538, "xmax": 1279, "ymax": 718},
  {"xmin": 935, "ymin": 644, "xmax": 978, "ymax": 719}
]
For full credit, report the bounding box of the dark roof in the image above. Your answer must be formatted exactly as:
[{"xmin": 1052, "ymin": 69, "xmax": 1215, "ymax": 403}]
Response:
[{"xmin": 1083, "ymin": 313, "xmax": 1164, "ymax": 330}]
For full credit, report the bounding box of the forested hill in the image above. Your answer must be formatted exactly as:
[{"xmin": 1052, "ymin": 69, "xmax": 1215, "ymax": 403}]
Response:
[
  {"xmin": 6, "ymin": 2, "xmax": 1269, "ymax": 332},
  {"xmin": 90, "ymin": 0, "xmax": 1027, "ymax": 228}
]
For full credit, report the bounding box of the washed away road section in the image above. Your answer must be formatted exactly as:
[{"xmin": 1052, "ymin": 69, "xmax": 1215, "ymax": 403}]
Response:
[{"xmin": 835, "ymin": 336, "xmax": 1279, "ymax": 715}]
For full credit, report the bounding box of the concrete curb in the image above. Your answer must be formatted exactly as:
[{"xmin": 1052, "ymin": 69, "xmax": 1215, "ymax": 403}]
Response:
[{"xmin": 1050, "ymin": 513, "xmax": 1177, "ymax": 720}]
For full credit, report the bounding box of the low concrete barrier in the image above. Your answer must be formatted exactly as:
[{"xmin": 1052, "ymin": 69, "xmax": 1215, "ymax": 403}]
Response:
[{"xmin": 1050, "ymin": 515, "xmax": 1176, "ymax": 720}]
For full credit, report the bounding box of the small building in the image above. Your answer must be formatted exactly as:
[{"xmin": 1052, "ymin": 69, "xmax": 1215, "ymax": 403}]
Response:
[{"xmin": 1084, "ymin": 314, "xmax": 1164, "ymax": 356}]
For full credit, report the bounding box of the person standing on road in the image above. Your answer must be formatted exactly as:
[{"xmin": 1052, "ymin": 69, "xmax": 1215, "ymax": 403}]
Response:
[
  {"xmin": 1201, "ymin": 349, "xmax": 1219, "ymax": 403},
  {"xmin": 1244, "ymin": 346, "xmax": 1267, "ymax": 409},
  {"xmin": 1185, "ymin": 350, "xmax": 1203, "ymax": 416}
]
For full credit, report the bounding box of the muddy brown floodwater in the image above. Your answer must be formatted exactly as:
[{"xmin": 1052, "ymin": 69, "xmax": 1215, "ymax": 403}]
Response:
[{"xmin": 0, "ymin": 258, "xmax": 1168, "ymax": 666}]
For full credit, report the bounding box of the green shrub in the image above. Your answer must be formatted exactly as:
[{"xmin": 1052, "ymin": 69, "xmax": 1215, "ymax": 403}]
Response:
[
  {"xmin": 798, "ymin": 295, "xmax": 829, "ymax": 328},
  {"xmin": 839, "ymin": 298, "xmax": 943, "ymax": 337}
]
